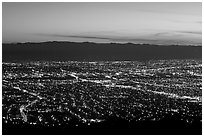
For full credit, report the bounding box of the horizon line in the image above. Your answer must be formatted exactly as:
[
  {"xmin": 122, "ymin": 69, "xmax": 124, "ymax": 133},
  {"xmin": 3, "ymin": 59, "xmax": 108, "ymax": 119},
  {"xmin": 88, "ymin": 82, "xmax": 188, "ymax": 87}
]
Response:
[{"xmin": 2, "ymin": 40, "xmax": 202, "ymax": 46}]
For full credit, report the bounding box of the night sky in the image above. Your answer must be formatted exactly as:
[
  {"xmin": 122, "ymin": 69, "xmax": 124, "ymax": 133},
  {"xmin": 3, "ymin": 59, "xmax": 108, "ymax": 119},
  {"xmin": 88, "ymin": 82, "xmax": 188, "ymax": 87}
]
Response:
[{"xmin": 2, "ymin": 2, "xmax": 202, "ymax": 45}]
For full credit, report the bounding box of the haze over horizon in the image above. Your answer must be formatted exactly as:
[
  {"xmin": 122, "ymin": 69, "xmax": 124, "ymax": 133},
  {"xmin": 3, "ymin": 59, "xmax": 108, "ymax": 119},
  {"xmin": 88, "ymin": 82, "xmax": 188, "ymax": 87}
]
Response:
[{"xmin": 2, "ymin": 2, "xmax": 202, "ymax": 45}]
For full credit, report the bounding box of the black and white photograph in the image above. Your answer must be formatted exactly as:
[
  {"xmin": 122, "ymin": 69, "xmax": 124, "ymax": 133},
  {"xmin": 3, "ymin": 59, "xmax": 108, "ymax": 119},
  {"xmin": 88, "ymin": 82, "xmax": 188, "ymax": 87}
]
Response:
[{"xmin": 2, "ymin": 2, "xmax": 202, "ymax": 135}]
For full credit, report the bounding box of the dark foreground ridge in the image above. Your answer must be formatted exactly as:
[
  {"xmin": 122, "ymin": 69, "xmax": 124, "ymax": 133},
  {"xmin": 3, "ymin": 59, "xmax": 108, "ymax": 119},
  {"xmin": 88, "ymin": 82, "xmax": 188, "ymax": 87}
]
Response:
[
  {"xmin": 2, "ymin": 41, "xmax": 202, "ymax": 62},
  {"xmin": 3, "ymin": 117, "xmax": 202, "ymax": 135}
]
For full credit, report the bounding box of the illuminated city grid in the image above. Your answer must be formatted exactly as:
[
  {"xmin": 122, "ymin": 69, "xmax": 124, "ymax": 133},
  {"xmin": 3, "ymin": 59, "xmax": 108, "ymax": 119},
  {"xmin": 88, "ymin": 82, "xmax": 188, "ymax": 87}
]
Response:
[{"xmin": 2, "ymin": 60, "xmax": 202, "ymax": 128}]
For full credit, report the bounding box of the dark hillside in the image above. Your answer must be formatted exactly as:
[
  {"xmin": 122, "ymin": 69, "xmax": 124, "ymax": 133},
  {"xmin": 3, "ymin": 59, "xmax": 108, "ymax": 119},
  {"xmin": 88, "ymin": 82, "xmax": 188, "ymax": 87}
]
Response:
[{"xmin": 2, "ymin": 41, "xmax": 202, "ymax": 62}]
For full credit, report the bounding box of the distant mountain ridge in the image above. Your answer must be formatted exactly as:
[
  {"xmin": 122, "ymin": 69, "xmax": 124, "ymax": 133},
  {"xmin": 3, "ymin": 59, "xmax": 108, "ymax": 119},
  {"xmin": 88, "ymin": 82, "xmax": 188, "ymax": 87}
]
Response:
[{"xmin": 2, "ymin": 41, "xmax": 202, "ymax": 62}]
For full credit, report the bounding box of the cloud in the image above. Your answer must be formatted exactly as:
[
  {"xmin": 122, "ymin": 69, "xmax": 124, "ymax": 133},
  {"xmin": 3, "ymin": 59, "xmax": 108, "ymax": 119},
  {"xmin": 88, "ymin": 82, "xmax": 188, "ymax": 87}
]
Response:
[
  {"xmin": 37, "ymin": 33, "xmax": 163, "ymax": 43},
  {"xmin": 176, "ymin": 31, "xmax": 202, "ymax": 35},
  {"xmin": 37, "ymin": 33, "xmax": 112, "ymax": 40},
  {"xmin": 196, "ymin": 21, "xmax": 202, "ymax": 24},
  {"xmin": 35, "ymin": 33, "xmax": 201, "ymax": 45},
  {"xmin": 154, "ymin": 32, "xmax": 169, "ymax": 37},
  {"xmin": 58, "ymin": 35, "xmax": 111, "ymax": 40}
]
